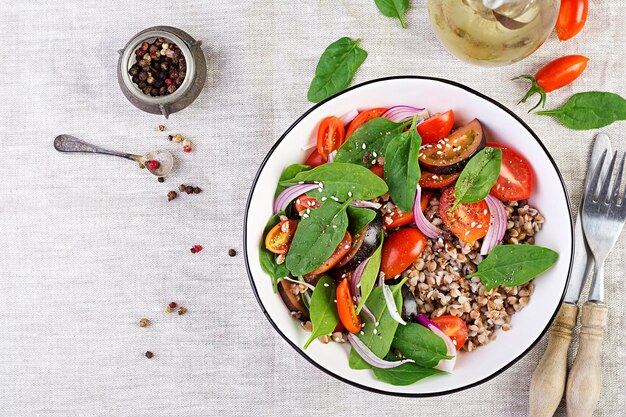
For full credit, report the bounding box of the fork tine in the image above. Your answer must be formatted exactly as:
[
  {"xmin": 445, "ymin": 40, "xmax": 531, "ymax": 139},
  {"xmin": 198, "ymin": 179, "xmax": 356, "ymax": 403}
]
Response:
[
  {"xmin": 611, "ymin": 152, "xmax": 625, "ymax": 205},
  {"xmin": 588, "ymin": 150, "xmax": 608, "ymax": 202},
  {"xmin": 597, "ymin": 151, "xmax": 617, "ymax": 203}
]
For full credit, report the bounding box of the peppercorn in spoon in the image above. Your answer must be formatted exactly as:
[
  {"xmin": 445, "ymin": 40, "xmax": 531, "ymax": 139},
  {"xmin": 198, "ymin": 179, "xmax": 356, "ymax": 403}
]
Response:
[{"xmin": 53, "ymin": 134, "xmax": 174, "ymax": 177}]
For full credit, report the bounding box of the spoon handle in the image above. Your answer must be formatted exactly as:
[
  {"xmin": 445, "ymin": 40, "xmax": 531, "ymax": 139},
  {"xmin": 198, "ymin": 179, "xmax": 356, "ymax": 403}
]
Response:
[{"xmin": 54, "ymin": 135, "xmax": 141, "ymax": 162}]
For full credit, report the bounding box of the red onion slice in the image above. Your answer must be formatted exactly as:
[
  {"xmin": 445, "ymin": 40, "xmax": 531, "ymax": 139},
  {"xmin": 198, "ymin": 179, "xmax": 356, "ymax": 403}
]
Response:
[
  {"xmin": 360, "ymin": 304, "xmax": 377, "ymax": 323},
  {"xmin": 327, "ymin": 150, "xmax": 337, "ymax": 163},
  {"xmin": 416, "ymin": 314, "xmax": 457, "ymax": 372},
  {"xmin": 347, "ymin": 333, "xmax": 415, "ymax": 369},
  {"xmin": 273, "ymin": 183, "xmax": 320, "ymax": 214},
  {"xmin": 381, "ymin": 279, "xmax": 407, "ymax": 325},
  {"xmin": 382, "ymin": 106, "xmax": 430, "ymax": 124},
  {"xmin": 280, "ymin": 277, "xmax": 315, "ymax": 291},
  {"xmin": 413, "ymin": 186, "xmax": 448, "ymax": 240},
  {"xmin": 480, "ymin": 195, "xmax": 507, "ymax": 256},
  {"xmin": 350, "ymin": 200, "xmax": 382, "ymax": 210},
  {"xmin": 339, "ymin": 109, "xmax": 359, "ymax": 125},
  {"xmin": 350, "ymin": 257, "xmax": 370, "ymax": 297}
]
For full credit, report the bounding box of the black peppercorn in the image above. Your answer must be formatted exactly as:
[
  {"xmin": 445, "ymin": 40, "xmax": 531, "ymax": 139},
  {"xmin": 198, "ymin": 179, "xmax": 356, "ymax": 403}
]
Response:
[
  {"xmin": 167, "ymin": 85, "xmax": 177, "ymax": 94},
  {"xmin": 178, "ymin": 184, "xmax": 186, "ymax": 192},
  {"xmin": 145, "ymin": 351, "xmax": 154, "ymax": 359},
  {"xmin": 142, "ymin": 86, "xmax": 152, "ymax": 95},
  {"xmin": 149, "ymin": 44, "xmax": 158, "ymax": 53},
  {"xmin": 141, "ymin": 42, "xmax": 149, "ymax": 50},
  {"xmin": 132, "ymin": 75, "xmax": 140, "ymax": 84},
  {"xmin": 157, "ymin": 177, "xmax": 164, "ymax": 183},
  {"xmin": 138, "ymin": 71, "xmax": 148, "ymax": 81},
  {"xmin": 185, "ymin": 185, "xmax": 194, "ymax": 194},
  {"xmin": 193, "ymin": 187, "xmax": 201, "ymax": 194},
  {"xmin": 138, "ymin": 81, "xmax": 147, "ymax": 89},
  {"xmin": 167, "ymin": 191, "xmax": 177, "ymax": 201},
  {"xmin": 159, "ymin": 86, "xmax": 167, "ymax": 95},
  {"xmin": 150, "ymin": 88, "xmax": 158, "ymax": 96},
  {"xmin": 228, "ymin": 249, "xmax": 237, "ymax": 257},
  {"xmin": 160, "ymin": 61, "xmax": 169, "ymax": 70},
  {"xmin": 129, "ymin": 67, "xmax": 139, "ymax": 76},
  {"xmin": 158, "ymin": 71, "xmax": 167, "ymax": 80}
]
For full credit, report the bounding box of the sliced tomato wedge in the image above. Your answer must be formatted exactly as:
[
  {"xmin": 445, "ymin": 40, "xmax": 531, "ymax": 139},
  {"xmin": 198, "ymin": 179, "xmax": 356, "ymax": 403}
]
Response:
[
  {"xmin": 439, "ymin": 187, "xmax": 490, "ymax": 243},
  {"xmin": 380, "ymin": 228, "xmax": 427, "ymax": 279},
  {"xmin": 308, "ymin": 231, "xmax": 352, "ymax": 275},
  {"xmin": 431, "ymin": 315, "xmax": 468, "ymax": 350},
  {"xmin": 294, "ymin": 194, "xmax": 321, "ymax": 214},
  {"xmin": 336, "ymin": 278, "xmax": 362, "ymax": 333},
  {"xmin": 417, "ymin": 110, "xmax": 454, "ymax": 145},
  {"xmin": 264, "ymin": 219, "xmax": 298, "ymax": 254},
  {"xmin": 369, "ymin": 165, "xmax": 385, "ymax": 179},
  {"xmin": 487, "ymin": 143, "xmax": 533, "ymax": 201},
  {"xmin": 384, "ymin": 190, "xmax": 432, "ymax": 229},
  {"xmin": 304, "ymin": 149, "xmax": 325, "ymax": 168},
  {"xmin": 317, "ymin": 116, "xmax": 345, "ymax": 160},
  {"xmin": 346, "ymin": 108, "xmax": 388, "ymax": 138},
  {"xmin": 419, "ymin": 171, "xmax": 460, "ymax": 189}
]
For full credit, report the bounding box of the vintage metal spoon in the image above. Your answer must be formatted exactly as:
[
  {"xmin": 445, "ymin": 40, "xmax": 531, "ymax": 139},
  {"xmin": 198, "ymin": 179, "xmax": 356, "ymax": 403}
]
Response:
[{"xmin": 53, "ymin": 134, "xmax": 174, "ymax": 177}]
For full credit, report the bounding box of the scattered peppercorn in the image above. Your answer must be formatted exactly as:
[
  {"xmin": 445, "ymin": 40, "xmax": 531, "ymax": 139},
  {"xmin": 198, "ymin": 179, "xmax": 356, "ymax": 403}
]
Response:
[
  {"xmin": 172, "ymin": 134, "xmax": 184, "ymax": 143},
  {"xmin": 168, "ymin": 134, "xmax": 174, "ymax": 141},
  {"xmin": 190, "ymin": 245, "xmax": 203, "ymax": 253},
  {"xmin": 228, "ymin": 249, "xmax": 237, "ymax": 257},
  {"xmin": 147, "ymin": 160, "xmax": 160, "ymax": 170},
  {"xmin": 182, "ymin": 139, "xmax": 191, "ymax": 147},
  {"xmin": 193, "ymin": 187, "xmax": 201, "ymax": 194},
  {"xmin": 178, "ymin": 306, "xmax": 188, "ymax": 315},
  {"xmin": 167, "ymin": 191, "xmax": 177, "ymax": 201},
  {"xmin": 178, "ymin": 184, "xmax": 186, "ymax": 192},
  {"xmin": 158, "ymin": 124, "xmax": 166, "ymax": 132},
  {"xmin": 145, "ymin": 351, "xmax": 154, "ymax": 359},
  {"xmin": 169, "ymin": 302, "xmax": 177, "ymax": 309},
  {"xmin": 130, "ymin": 38, "xmax": 186, "ymax": 97},
  {"xmin": 185, "ymin": 185, "xmax": 194, "ymax": 194},
  {"xmin": 183, "ymin": 145, "xmax": 192, "ymax": 153},
  {"xmin": 139, "ymin": 318, "xmax": 151, "ymax": 328},
  {"xmin": 157, "ymin": 177, "xmax": 164, "ymax": 183},
  {"xmin": 165, "ymin": 305, "xmax": 174, "ymax": 313}
]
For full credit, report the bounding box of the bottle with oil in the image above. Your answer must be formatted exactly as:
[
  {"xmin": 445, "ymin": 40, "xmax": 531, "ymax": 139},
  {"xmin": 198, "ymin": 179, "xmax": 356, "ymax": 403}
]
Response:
[{"xmin": 428, "ymin": 0, "xmax": 560, "ymax": 66}]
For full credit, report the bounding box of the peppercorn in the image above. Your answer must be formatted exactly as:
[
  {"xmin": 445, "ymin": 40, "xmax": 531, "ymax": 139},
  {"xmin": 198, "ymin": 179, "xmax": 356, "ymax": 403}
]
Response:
[
  {"xmin": 157, "ymin": 177, "xmax": 164, "ymax": 183},
  {"xmin": 182, "ymin": 145, "xmax": 192, "ymax": 153},
  {"xmin": 139, "ymin": 318, "xmax": 151, "ymax": 328},
  {"xmin": 141, "ymin": 42, "xmax": 149, "ymax": 50},
  {"xmin": 193, "ymin": 187, "xmax": 201, "ymax": 194},
  {"xmin": 158, "ymin": 124, "xmax": 166, "ymax": 132},
  {"xmin": 182, "ymin": 139, "xmax": 191, "ymax": 147},
  {"xmin": 147, "ymin": 160, "xmax": 160, "ymax": 170},
  {"xmin": 178, "ymin": 184, "xmax": 186, "ymax": 192},
  {"xmin": 130, "ymin": 38, "xmax": 186, "ymax": 97},
  {"xmin": 138, "ymin": 71, "xmax": 148, "ymax": 81},
  {"xmin": 228, "ymin": 249, "xmax": 237, "ymax": 257},
  {"xmin": 159, "ymin": 86, "xmax": 167, "ymax": 95},
  {"xmin": 167, "ymin": 85, "xmax": 177, "ymax": 94},
  {"xmin": 149, "ymin": 44, "xmax": 158, "ymax": 53},
  {"xmin": 172, "ymin": 134, "xmax": 183, "ymax": 143},
  {"xmin": 150, "ymin": 88, "xmax": 158, "ymax": 97},
  {"xmin": 132, "ymin": 75, "xmax": 140, "ymax": 84},
  {"xmin": 185, "ymin": 185, "xmax": 194, "ymax": 194},
  {"xmin": 178, "ymin": 306, "xmax": 188, "ymax": 315},
  {"xmin": 168, "ymin": 135, "xmax": 174, "ymax": 141},
  {"xmin": 129, "ymin": 66, "xmax": 139, "ymax": 76},
  {"xmin": 145, "ymin": 351, "xmax": 154, "ymax": 359},
  {"xmin": 160, "ymin": 61, "xmax": 169, "ymax": 71},
  {"xmin": 136, "ymin": 49, "xmax": 145, "ymax": 58},
  {"xmin": 167, "ymin": 191, "xmax": 177, "ymax": 201},
  {"xmin": 190, "ymin": 245, "xmax": 203, "ymax": 253},
  {"xmin": 169, "ymin": 302, "xmax": 177, "ymax": 309},
  {"xmin": 165, "ymin": 78, "xmax": 173, "ymax": 86}
]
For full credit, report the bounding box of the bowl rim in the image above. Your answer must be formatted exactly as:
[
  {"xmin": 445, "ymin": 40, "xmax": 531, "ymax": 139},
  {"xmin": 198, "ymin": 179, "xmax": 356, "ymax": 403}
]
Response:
[{"xmin": 243, "ymin": 75, "xmax": 574, "ymax": 397}]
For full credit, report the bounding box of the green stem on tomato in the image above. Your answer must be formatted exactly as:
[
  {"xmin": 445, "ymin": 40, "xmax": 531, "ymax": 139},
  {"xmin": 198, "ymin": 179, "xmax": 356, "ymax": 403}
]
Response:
[{"xmin": 513, "ymin": 74, "xmax": 547, "ymax": 113}]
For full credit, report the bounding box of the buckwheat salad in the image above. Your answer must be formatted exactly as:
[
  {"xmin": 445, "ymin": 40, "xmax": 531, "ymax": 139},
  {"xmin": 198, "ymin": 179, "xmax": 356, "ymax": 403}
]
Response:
[{"xmin": 259, "ymin": 106, "xmax": 558, "ymax": 386}]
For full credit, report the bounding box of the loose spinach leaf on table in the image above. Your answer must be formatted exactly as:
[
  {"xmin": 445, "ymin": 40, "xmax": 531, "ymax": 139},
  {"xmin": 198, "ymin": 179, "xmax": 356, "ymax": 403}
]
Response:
[
  {"xmin": 259, "ymin": 211, "xmax": 290, "ymax": 293},
  {"xmin": 355, "ymin": 235, "xmax": 383, "ymax": 314},
  {"xmin": 275, "ymin": 164, "xmax": 311, "ymax": 198},
  {"xmin": 391, "ymin": 322, "xmax": 451, "ymax": 368},
  {"xmin": 334, "ymin": 118, "xmax": 409, "ymax": 166},
  {"xmin": 453, "ymin": 147, "xmax": 502, "ymax": 210},
  {"xmin": 304, "ymin": 276, "xmax": 339, "ymax": 349},
  {"xmin": 347, "ymin": 206, "xmax": 376, "ymax": 236},
  {"xmin": 384, "ymin": 115, "xmax": 422, "ymax": 212},
  {"xmin": 374, "ymin": 0, "xmax": 410, "ymax": 29},
  {"xmin": 536, "ymin": 91, "xmax": 626, "ymax": 130},
  {"xmin": 286, "ymin": 200, "xmax": 350, "ymax": 276},
  {"xmin": 279, "ymin": 162, "xmax": 388, "ymax": 202},
  {"xmin": 468, "ymin": 244, "xmax": 559, "ymax": 291},
  {"xmin": 372, "ymin": 353, "xmax": 444, "ymax": 386},
  {"xmin": 349, "ymin": 279, "xmax": 405, "ymax": 370},
  {"xmin": 307, "ymin": 37, "xmax": 368, "ymax": 103}
]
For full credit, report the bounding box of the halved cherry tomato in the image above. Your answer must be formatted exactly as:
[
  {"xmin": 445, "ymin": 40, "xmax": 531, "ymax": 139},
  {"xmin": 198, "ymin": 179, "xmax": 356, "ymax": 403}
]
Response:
[
  {"xmin": 336, "ymin": 278, "xmax": 362, "ymax": 333},
  {"xmin": 308, "ymin": 231, "xmax": 352, "ymax": 275},
  {"xmin": 317, "ymin": 116, "xmax": 345, "ymax": 159},
  {"xmin": 294, "ymin": 194, "xmax": 321, "ymax": 214},
  {"xmin": 487, "ymin": 143, "xmax": 533, "ymax": 201},
  {"xmin": 383, "ymin": 190, "xmax": 432, "ymax": 229},
  {"xmin": 432, "ymin": 315, "xmax": 468, "ymax": 350},
  {"xmin": 556, "ymin": 0, "xmax": 588, "ymax": 41},
  {"xmin": 380, "ymin": 228, "xmax": 426, "ymax": 279},
  {"xmin": 304, "ymin": 149, "xmax": 325, "ymax": 168},
  {"xmin": 369, "ymin": 165, "xmax": 385, "ymax": 179},
  {"xmin": 264, "ymin": 219, "xmax": 298, "ymax": 254},
  {"xmin": 417, "ymin": 110, "xmax": 454, "ymax": 145},
  {"xmin": 439, "ymin": 187, "xmax": 490, "ymax": 243},
  {"xmin": 419, "ymin": 171, "xmax": 460, "ymax": 189},
  {"xmin": 346, "ymin": 108, "xmax": 388, "ymax": 138}
]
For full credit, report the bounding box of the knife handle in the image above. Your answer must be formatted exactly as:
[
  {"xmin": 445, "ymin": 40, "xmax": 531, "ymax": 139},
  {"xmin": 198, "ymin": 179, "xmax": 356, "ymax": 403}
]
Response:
[
  {"xmin": 529, "ymin": 303, "xmax": 578, "ymax": 417},
  {"xmin": 566, "ymin": 302, "xmax": 607, "ymax": 417}
]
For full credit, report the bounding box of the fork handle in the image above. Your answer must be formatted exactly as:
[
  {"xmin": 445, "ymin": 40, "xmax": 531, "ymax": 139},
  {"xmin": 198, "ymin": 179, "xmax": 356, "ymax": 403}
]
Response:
[
  {"xmin": 529, "ymin": 303, "xmax": 578, "ymax": 417},
  {"xmin": 566, "ymin": 301, "xmax": 608, "ymax": 417}
]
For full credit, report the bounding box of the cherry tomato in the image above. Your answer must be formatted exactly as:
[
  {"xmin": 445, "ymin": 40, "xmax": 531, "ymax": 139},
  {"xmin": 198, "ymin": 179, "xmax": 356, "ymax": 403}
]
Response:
[
  {"xmin": 383, "ymin": 190, "xmax": 432, "ymax": 229},
  {"xmin": 264, "ymin": 220, "xmax": 298, "ymax": 254},
  {"xmin": 380, "ymin": 228, "xmax": 426, "ymax": 279},
  {"xmin": 294, "ymin": 194, "xmax": 321, "ymax": 214},
  {"xmin": 431, "ymin": 315, "xmax": 468, "ymax": 350},
  {"xmin": 419, "ymin": 171, "xmax": 460, "ymax": 189},
  {"xmin": 336, "ymin": 278, "xmax": 362, "ymax": 334},
  {"xmin": 346, "ymin": 108, "xmax": 388, "ymax": 138},
  {"xmin": 417, "ymin": 110, "xmax": 454, "ymax": 145},
  {"xmin": 487, "ymin": 143, "xmax": 533, "ymax": 201},
  {"xmin": 535, "ymin": 55, "xmax": 589, "ymax": 93},
  {"xmin": 369, "ymin": 165, "xmax": 385, "ymax": 179},
  {"xmin": 317, "ymin": 116, "xmax": 345, "ymax": 160},
  {"xmin": 556, "ymin": 0, "xmax": 588, "ymax": 41},
  {"xmin": 304, "ymin": 149, "xmax": 325, "ymax": 168},
  {"xmin": 308, "ymin": 231, "xmax": 352, "ymax": 275},
  {"xmin": 439, "ymin": 187, "xmax": 490, "ymax": 243}
]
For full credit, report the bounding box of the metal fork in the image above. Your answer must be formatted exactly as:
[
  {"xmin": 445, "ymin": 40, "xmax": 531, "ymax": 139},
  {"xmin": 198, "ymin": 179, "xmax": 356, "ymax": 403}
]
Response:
[{"xmin": 566, "ymin": 150, "xmax": 626, "ymax": 417}]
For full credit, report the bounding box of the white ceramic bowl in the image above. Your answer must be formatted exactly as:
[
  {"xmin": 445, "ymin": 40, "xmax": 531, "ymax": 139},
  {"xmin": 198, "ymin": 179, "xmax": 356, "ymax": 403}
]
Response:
[{"xmin": 244, "ymin": 76, "xmax": 573, "ymax": 396}]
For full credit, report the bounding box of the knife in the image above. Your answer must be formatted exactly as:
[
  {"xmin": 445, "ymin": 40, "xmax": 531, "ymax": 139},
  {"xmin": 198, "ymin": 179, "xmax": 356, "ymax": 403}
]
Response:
[{"xmin": 528, "ymin": 133, "xmax": 612, "ymax": 417}]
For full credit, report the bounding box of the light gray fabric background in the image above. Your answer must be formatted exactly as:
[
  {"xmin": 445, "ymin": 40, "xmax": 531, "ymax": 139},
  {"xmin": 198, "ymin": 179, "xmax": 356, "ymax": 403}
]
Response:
[{"xmin": 0, "ymin": 1, "xmax": 624, "ymax": 416}]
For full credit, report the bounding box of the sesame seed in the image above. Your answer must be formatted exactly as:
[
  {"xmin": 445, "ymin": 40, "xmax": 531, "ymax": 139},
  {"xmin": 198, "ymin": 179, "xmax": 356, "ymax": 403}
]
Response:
[
  {"xmin": 348, "ymin": 192, "xmax": 353, "ymax": 197},
  {"xmin": 471, "ymin": 222, "xmax": 476, "ymax": 227},
  {"xmin": 321, "ymin": 197, "xmax": 327, "ymax": 201},
  {"xmin": 331, "ymin": 196, "xmax": 339, "ymax": 201},
  {"xmin": 477, "ymin": 224, "xmax": 483, "ymax": 228},
  {"xmin": 436, "ymin": 151, "xmax": 443, "ymax": 155},
  {"xmin": 324, "ymin": 283, "xmax": 329, "ymax": 287},
  {"xmin": 483, "ymin": 209, "xmax": 488, "ymax": 215},
  {"xmin": 362, "ymin": 143, "xmax": 367, "ymax": 149},
  {"xmin": 465, "ymin": 230, "xmax": 470, "ymax": 236},
  {"xmin": 373, "ymin": 329, "xmax": 378, "ymax": 335}
]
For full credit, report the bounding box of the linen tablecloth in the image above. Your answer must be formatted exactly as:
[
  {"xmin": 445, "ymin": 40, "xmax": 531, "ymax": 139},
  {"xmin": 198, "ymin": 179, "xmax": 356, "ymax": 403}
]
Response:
[{"xmin": 1, "ymin": 1, "xmax": 624, "ymax": 415}]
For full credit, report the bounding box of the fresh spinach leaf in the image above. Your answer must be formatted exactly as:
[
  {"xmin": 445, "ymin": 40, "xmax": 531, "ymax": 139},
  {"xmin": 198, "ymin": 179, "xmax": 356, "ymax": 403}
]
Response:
[
  {"xmin": 468, "ymin": 244, "xmax": 559, "ymax": 291},
  {"xmin": 347, "ymin": 206, "xmax": 376, "ymax": 236},
  {"xmin": 304, "ymin": 276, "xmax": 339, "ymax": 349},
  {"xmin": 286, "ymin": 200, "xmax": 350, "ymax": 276},
  {"xmin": 275, "ymin": 164, "xmax": 311, "ymax": 198},
  {"xmin": 349, "ymin": 279, "xmax": 405, "ymax": 370},
  {"xmin": 392, "ymin": 322, "xmax": 451, "ymax": 368},
  {"xmin": 453, "ymin": 147, "xmax": 502, "ymax": 210},
  {"xmin": 355, "ymin": 235, "xmax": 383, "ymax": 314},
  {"xmin": 372, "ymin": 354, "xmax": 444, "ymax": 385},
  {"xmin": 335, "ymin": 118, "xmax": 409, "ymax": 166},
  {"xmin": 536, "ymin": 91, "xmax": 626, "ymax": 130},
  {"xmin": 307, "ymin": 37, "xmax": 368, "ymax": 103},
  {"xmin": 374, "ymin": 0, "xmax": 410, "ymax": 29},
  {"xmin": 279, "ymin": 162, "xmax": 388, "ymax": 202},
  {"xmin": 384, "ymin": 115, "xmax": 422, "ymax": 212},
  {"xmin": 259, "ymin": 212, "xmax": 290, "ymax": 293}
]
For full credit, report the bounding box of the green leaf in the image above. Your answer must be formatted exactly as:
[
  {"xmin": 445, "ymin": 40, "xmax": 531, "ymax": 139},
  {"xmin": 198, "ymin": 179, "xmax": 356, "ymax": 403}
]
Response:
[
  {"xmin": 275, "ymin": 164, "xmax": 311, "ymax": 198},
  {"xmin": 259, "ymin": 211, "xmax": 290, "ymax": 293},
  {"xmin": 285, "ymin": 200, "xmax": 350, "ymax": 276},
  {"xmin": 335, "ymin": 118, "xmax": 410, "ymax": 167},
  {"xmin": 374, "ymin": 0, "xmax": 410, "ymax": 29},
  {"xmin": 384, "ymin": 115, "xmax": 422, "ymax": 212},
  {"xmin": 468, "ymin": 245, "xmax": 559, "ymax": 291},
  {"xmin": 536, "ymin": 91, "xmax": 626, "ymax": 130},
  {"xmin": 349, "ymin": 280, "xmax": 405, "ymax": 370},
  {"xmin": 307, "ymin": 37, "xmax": 368, "ymax": 103},
  {"xmin": 355, "ymin": 235, "xmax": 383, "ymax": 314},
  {"xmin": 279, "ymin": 162, "xmax": 388, "ymax": 202},
  {"xmin": 391, "ymin": 323, "xmax": 451, "ymax": 368},
  {"xmin": 372, "ymin": 358, "xmax": 444, "ymax": 386},
  {"xmin": 347, "ymin": 206, "xmax": 376, "ymax": 236},
  {"xmin": 452, "ymin": 147, "xmax": 502, "ymax": 210},
  {"xmin": 304, "ymin": 276, "xmax": 339, "ymax": 349}
]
